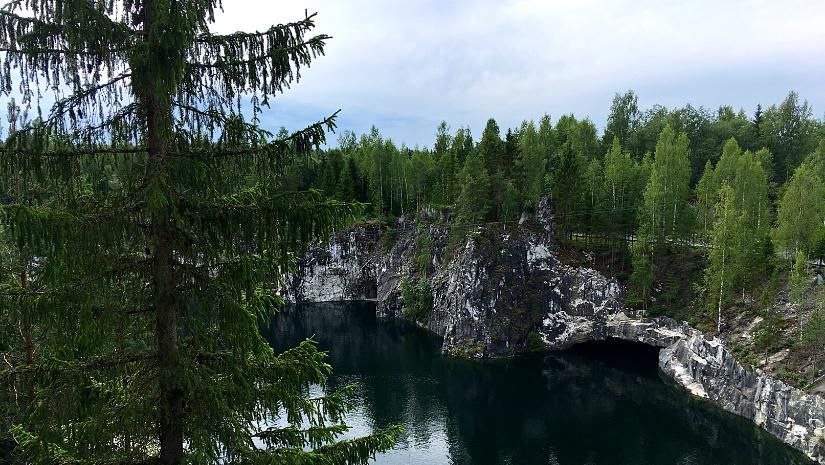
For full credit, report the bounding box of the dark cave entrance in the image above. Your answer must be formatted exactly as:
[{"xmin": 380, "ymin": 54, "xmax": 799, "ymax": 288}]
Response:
[{"xmin": 564, "ymin": 338, "xmax": 663, "ymax": 374}]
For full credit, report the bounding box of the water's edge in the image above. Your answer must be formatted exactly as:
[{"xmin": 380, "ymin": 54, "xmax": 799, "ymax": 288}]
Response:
[
  {"xmin": 271, "ymin": 303, "xmax": 815, "ymax": 464},
  {"xmin": 284, "ymin": 209, "xmax": 825, "ymax": 463}
]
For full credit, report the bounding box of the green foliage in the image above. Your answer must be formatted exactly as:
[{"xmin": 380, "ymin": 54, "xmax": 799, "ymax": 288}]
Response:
[
  {"xmin": 603, "ymin": 90, "xmax": 640, "ymax": 149},
  {"xmin": 414, "ymin": 225, "xmax": 432, "ymax": 276},
  {"xmin": 695, "ymin": 160, "xmax": 717, "ymax": 241},
  {"xmin": 381, "ymin": 225, "xmax": 398, "ymax": 253},
  {"xmin": 700, "ymin": 140, "xmax": 773, "ymax": 316},
  {"xmin": 515, "ymin": 119, "xmax": 548, "ymax": 209},
  {"xmin": 773, "ymin": 163, "xmax": 825, "ymax": 257},
  {"xmin": 789, "ymin": 251, "xmax": 811, "ymax": 305},
  {"xmin": 629, "ymin": 238, "xmax": 654, "ymax": 308},
  {"xmin": 549, "ymin": 140, "xmax": 584, "ymax": 238},
  {"xmin": 336, "ymin": 156, "xmax": 358, "ymax": 201},
  {"xmin": 758, "ymin": 91, "xmax": 818, "ymax": 183},
  {"xmin": 584, "ymin": 158, "xmax": 604, "ymax": 234},
  {"xmin": 400, "ymin": 277, "xmax": 432, "ymax": 323},
  {"xmin": 526, "ymin": 330, "xmax": 545, "ymax": 352},
  {"xmin": 0, "ymin": 3, "xmax": 398, "ymax": 465},
  {"xmin": 410, "ymin": 149, "xmax": 435, "ymax": 210},
  {"xmin": 501, "ymin": 180, "xmax": 522, "ymax": 222},
  {"xmin": 753, "ymin": 308, "xmax": 783, "ymax": 365},
  {"xmin": 455, "ymin": 150, "xmax": 491, "ymax": 225},
  {"xmin": 705, "ymin": 183, "xmax": 738, "ymax": 332},
  {"xmin": 601, "ymin": 137, "xmax": 642, "ymax": 265},
  {"xmin": 801, "ymin": 304, "xmax": 825, "ymax": 384},
  {"xmin": 638, "ymin": 125, "xmax": 692, "ymax": 243},
  {"xmin": 478, "ymin": 118, "xmax": 505, "ymax": 176}
]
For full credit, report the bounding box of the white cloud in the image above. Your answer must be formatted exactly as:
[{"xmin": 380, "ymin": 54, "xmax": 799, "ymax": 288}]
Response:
[{"xmin": 212, "ymin": 0, "xmax": 825, "ymax": 147}]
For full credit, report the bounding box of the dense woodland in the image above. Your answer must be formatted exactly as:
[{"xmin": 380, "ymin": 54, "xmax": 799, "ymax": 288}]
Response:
[
  {"xmin": 0, "ymin": 0, "xmax": 824, "ymax": 463},
  {"xmin": 289, "ymin": 90, "xmax": 825, "ymax": 381}
]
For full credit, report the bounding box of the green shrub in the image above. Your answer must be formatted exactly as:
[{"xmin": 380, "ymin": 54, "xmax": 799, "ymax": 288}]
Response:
[
  {"xmin": 401, "ymin": 277, "xmax": 433, "ymax": 323},
  {"xmin": 526, "ymin": 330, "xmax": 545, "ymax": 352},
  {"xmin": 414, "ymin": 225, "xmax": 432, "ymax": 275}
]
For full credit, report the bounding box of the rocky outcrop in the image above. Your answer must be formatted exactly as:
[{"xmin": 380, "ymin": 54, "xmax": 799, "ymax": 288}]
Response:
[
  {"xmin": 284, "ymin": 224, "xmax": 381, "ymax": 302},
  {"xmin": 660, "ymin": 333, "xmax": 825, "ymax": 463},
  {"xmin": 284, "ymin": 201, "xmax": 825, "ymax": 463}
]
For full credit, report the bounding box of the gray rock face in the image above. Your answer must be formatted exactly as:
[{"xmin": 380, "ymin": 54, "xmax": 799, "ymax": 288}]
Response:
[
  {"xmin": 660, "ymin": 333, "xmax": 825, "ymax": 464},
  {"xmin": 284, "ymin": 202, "xmax": 825, "ymax": 463},
  {"xmin": 284, "ymin": 224, "xmax": 381, "ymax": 303}
]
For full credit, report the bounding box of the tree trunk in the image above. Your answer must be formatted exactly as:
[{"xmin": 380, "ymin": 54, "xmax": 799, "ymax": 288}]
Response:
[
  {"xmin": 142, "ymin": 2, "xmax": 184, "ymax": 463},
  {"xmin": 718, "ymin": 246, "xmax": 726, "ymax": 334},
  {"xmin": 148, "ymin": 110, "xmax": 184, "ymax": 465}
]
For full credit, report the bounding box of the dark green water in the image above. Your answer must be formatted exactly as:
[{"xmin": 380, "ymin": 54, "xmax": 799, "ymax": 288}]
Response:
[{"xmin": 263, "ymin": 302, "xmax": 812, "ymax": 465}]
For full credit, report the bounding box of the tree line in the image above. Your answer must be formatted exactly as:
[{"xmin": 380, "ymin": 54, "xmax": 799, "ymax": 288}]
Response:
[{"xmin": 297, "ymin": 90, "xmax": 825, "ymax": 344}]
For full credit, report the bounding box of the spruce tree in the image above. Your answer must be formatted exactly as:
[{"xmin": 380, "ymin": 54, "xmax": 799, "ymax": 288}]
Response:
[
  {"xmin": 0, "ymin": 2, "xmax": 398, "ymax": 464},
  {"xmin": 455, "ymin": 150, "xmax": 491, "ymax": 226},
  {"xmin": 433, "ymin": 121, "xmax": 451, "ymax": 161},
  {"xmin": 336, "ymin": 156, "xmax": 358, "ymax": 201},
  {"xmin": 802, "ymin": 304, "xmax": 825, "ymax": 384},
  {"xmin": 516, "ymin": 120, "xmax": 547, "ymax": 210},
  {"xmin": 549, "ymin": 141, "xmax": 584, "ymax": 239}
]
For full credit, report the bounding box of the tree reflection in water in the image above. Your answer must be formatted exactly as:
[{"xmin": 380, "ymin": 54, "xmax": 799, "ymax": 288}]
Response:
[{"xmin": 263, "ymin": 302, "xmax": 811, "ymax": 465}]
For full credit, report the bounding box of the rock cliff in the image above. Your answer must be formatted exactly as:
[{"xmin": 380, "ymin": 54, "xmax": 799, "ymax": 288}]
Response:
[{"xmin": 283, "ymin": 202, "xmax": 825, "ymax": 463}]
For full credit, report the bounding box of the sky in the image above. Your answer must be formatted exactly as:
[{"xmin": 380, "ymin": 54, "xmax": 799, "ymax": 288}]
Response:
[{"xmin": 212, "ymin": 0, "xmax": 825, "ymax": 149}]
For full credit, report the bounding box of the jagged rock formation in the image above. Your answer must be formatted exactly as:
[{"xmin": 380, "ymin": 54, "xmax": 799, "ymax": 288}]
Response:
[
  {"xmin": 284, "ymin": 202, "xmax": 825, "ymax": 463},
  {"xmin": 661, "ymin": 333, "xmax": 825, "ymax": 463}
]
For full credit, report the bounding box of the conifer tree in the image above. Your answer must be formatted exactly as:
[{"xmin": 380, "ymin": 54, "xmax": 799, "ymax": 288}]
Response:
[
  {"xmin": 802, "ymin": 304, "xmax": 825, "ymax": 384},
  {"xmin": 549, "ymin": 141, "xmax": 584, "ymax": 239},
  {"xmin": 537, "ymin": 114, "xmax": 555, "ymax": 170},
  {"xmin": 455, "ymin": 150, "xmax": 491, "ymax": 226},
  {"xmin": 0, "ymin": 2, "xmax": 398, "ymax": 464},
  {"xmin": 433, "ymin": 121, "xmax": 451, "ymax": 161},
  {"xmin": 584, "ymin": 158, "xmax": 603, "ymax": 237},
  {"xmin": 336, "ymin": 156, "xmax": 358, "ymax": 201},
  {"xmin": 629, "ymin": 236, "xmax": 654, "ymax": 309},
  {"xmin": 478, "ymin": 118, "xmax": 504, "ymax": 175},
  {"xmin": 515, "ymin": 120, "xmax": 546, "ymax": 210},
  {"xmin": 321, "ymin": 149, "xmax": 344, "ymax": 197}
]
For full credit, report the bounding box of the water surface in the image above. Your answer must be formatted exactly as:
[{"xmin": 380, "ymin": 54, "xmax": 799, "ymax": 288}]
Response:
[{"xmin": 263, "ymin": 302, "xmax": 811, "ymax": 465}]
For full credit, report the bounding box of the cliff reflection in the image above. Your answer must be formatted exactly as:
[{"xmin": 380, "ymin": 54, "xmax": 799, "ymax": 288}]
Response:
[{"xmin": 262, "ymin": 302, "xmax": 811, "ymax": 465}]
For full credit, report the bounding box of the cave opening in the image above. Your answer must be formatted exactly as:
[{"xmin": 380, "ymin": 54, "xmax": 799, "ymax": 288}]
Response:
[{"xmin": 564, "ymin": 338, "xmax": 663, "ymax": 374}]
